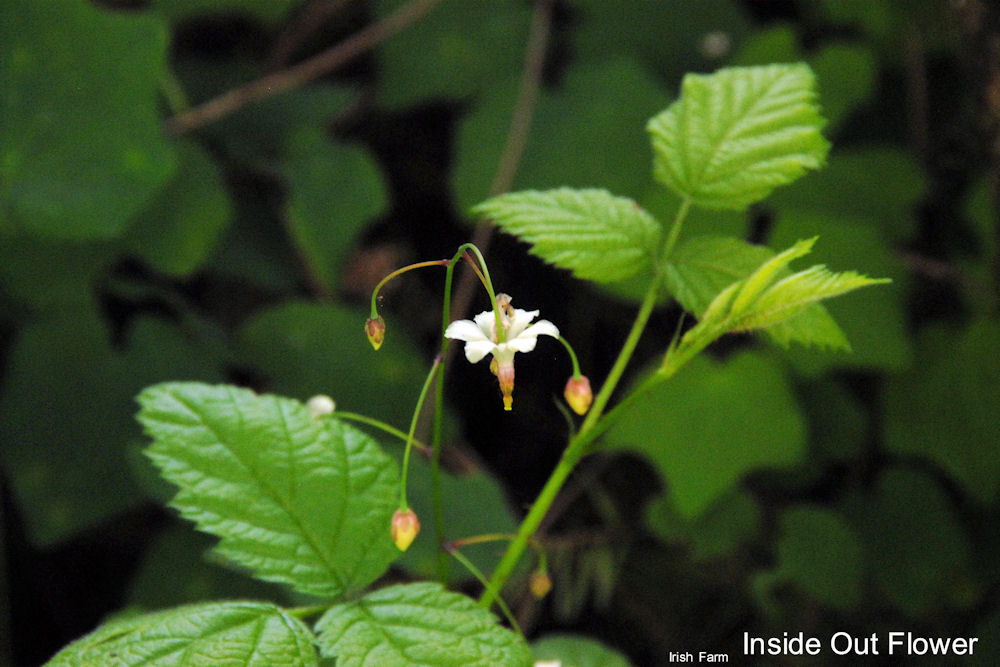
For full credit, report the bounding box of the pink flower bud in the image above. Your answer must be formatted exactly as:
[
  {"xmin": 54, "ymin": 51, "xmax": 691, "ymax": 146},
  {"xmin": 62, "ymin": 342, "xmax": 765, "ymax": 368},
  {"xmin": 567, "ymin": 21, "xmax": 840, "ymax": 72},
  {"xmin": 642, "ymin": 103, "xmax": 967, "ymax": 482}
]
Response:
[
  {"xmin": 365, "ymin": 316, "xmax": 386, "ymax": 350},
  {"xmin": 391, "ymin": 508, "xmax": 420, "ymax": 551},
  {"xmin": 564, "ymin": 375, "xmax": 593, "ymax": 415}
]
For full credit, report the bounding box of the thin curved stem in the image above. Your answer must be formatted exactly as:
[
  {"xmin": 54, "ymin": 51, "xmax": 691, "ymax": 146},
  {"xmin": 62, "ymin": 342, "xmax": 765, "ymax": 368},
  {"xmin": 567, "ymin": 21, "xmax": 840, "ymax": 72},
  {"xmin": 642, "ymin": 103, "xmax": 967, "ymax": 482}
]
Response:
[{"xmin": 164, "ymin": 0, "xmax": 442, "ymax": 135}]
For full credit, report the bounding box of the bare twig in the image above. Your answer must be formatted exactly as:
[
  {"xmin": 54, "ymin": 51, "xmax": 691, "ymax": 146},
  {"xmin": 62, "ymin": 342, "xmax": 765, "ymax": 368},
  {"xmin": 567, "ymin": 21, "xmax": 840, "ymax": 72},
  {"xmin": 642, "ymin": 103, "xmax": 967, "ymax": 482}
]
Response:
[
  {"xmin": 163, "ymin": 0, "xmax": 441, "ymax": 136},
  {"xmin": 446, "ymin": 0, "xmax": 554, "ymax": 334},
  {"xmin": 266, "ymin": 0, "xmax": 353, "ymax": 71}
]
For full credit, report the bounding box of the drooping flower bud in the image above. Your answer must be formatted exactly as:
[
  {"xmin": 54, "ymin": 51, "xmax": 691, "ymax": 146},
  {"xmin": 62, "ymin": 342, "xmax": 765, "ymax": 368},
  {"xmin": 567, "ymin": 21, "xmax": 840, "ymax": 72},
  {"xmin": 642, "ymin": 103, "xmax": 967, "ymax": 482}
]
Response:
[
  {"xmin": 391, "ymin": 508, "xmax": 420, "ymax": 551},
  {"xmin": 497, "ymin": 361, "xmax": 515, "ymax": 411},
  {"xmin": 365, "ymin": 316, "xmax": 386, "ymax": 350},
  {"xmin": 529, "ymin": 569, "xmax": 552, "ymax": 599},
  {"xmin": 306, "ymin": 394, "xmax": 336, "ymax": 419},
  {"xmin": 563, "ymin": 375, "xmax": 593, "ymax": 415}
]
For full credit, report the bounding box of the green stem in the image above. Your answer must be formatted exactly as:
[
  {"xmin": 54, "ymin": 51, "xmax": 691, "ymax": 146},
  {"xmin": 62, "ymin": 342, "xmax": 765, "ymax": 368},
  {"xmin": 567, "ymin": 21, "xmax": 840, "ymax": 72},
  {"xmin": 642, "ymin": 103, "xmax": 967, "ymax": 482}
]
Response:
[
  {"xmin": 399, "ymin": 356, "xmax": 442, "ymax": 510},
  {"xmin": 447, "ymin": 547, "xmax": 521, "ymax": 634},
  {"xmin": 478, "ymin": 196, "xmax": 695, "ymax": 609},
  {"xmin": 334, "ymin": 411, "xmax": 431, "ymax": 457},
  {"xmin": 556, "ymin": 335, "xmax": 582, "ymax": 378},
  {"xmin": 370, "ymin": 259, "xmax": 449, "ymax": 318}
]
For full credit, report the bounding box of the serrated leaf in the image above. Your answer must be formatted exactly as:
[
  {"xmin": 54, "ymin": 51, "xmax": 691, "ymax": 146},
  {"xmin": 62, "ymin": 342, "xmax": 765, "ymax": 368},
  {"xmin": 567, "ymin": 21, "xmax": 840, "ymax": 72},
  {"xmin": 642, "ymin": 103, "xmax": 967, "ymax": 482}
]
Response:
[
  {"xmin": 472, "ymin": 188, "xmax": 662, "ymax": 283},
  {"xmin": 605, "ymin": 352, "xmax": 805, "ymax": 518},
  {"xmin": 665, "ymin": 236, "xmax": 850, "ymax": 350},
  {"xmin": 0, "ymin": 0, "xmax": 176, "ymax": 238},
  {"xmin": 730, "ymin": 237, "xmax": 817, "ymax": 315},
  {"xmin": 315, "ymin": 582, "xmax": 533, "ymax": 667},
  {"xmin": 732, "ymin": 264, "xmax": 890, "ymax": 332},
  {"xmin": 138, "ymin": 382, "xmax": 399, "ymax": 598},
  {"xmin": 532, "ymin": 633, "xmax": 633, "ymax": 667},
  {"xmin": 647, "ymin": 63, "xmax": 829, "ymax": 210},
  {"xmin": 46, "ymin": 601, "xmax": 317, "ymax": 666}
]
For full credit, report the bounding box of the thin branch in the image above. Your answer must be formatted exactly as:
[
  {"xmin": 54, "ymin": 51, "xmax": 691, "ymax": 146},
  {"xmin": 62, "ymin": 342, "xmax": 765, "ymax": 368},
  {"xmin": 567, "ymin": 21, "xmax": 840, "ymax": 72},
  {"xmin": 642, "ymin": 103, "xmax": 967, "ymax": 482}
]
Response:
[
  {"xmin": 266, "ymin": 0, "xmax": 353, "ymax": 71},
  {"xmin": 163, "ymin": 0, "xmax": 441, "ymax": 136},
  {"xmin": 446, "ymin": 0, "xmax": 554, "ymax": 337}
]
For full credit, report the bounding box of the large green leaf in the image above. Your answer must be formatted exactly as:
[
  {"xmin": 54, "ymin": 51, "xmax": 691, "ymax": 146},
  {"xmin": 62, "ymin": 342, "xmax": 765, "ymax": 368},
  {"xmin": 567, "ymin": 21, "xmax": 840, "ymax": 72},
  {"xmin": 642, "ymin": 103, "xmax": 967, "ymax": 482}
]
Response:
[
  {"xmin": 138, "ymin": 382, "xmax": 399, "ymax": 598},
  {"xmin": 283, "ymin": 128, "xmax": 387, "ymax": 294},
  {"xmin": 315, "ymin": 582, "xmax": 533, "ymax": 666},
  {"xmin": 123, "ymin": 140, "xmax": 232, "ymax": 277},
  {"xmin": 0, "ymin": 0, "xmax": 176, "ymax": 238},
  {"xmin": 605, "ymin": 351, "xmax": 805, "ymax": 518},
  {"xmin": 532, "ymin": 634, "xmax": 633, "ymax": 667},
  {"xmin": 472, "ymin": 188, "xmax": 662, "ymax": 283},
  {"xmin": 454, "ymin": 59, "xmax": 670, "ymax": 209},
  {"xmin": 884, "ymin": 318, "xmax": 1000, "ymax": 503},
  {"xmin": 846, "ymin": 470, "xmax": 976, "ymax": 616},
  {"xmin": 46, "ymin": 601, "xmax": 316, "ymax": 666},
  {"xmin": 647, "ymin": 63, "xmax": 829, "ymax": 210},
  {"xmin": 237, "ymin": 301, "xmax": 445, "ymax": 433},
  {"xmin": 759, "ymin": 506, "xmax": 864, "ymax": 610},
  {"xmin": 375, "ymin": 0, "xmax": 531, "ymax": 109},
  {"xmin": 0, "ymin": 311, "xmax": 223, "ymax": 545}
]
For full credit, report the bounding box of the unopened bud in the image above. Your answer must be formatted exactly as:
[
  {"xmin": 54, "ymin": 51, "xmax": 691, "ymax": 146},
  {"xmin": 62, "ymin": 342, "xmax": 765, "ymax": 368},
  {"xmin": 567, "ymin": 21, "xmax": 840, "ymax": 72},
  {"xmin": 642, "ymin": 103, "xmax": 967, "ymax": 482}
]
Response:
[
  {"xmin": 529, "ymin": 570, "xmax": 552, "ymax": 599},
  {"xmin": 497, "ymin": 361, "xmax": 515, "ymax": 411},
  {"xmin": 306, "ymin": 395, "xmax": 336, "ymax": 419},
  {"xmin": 365, "ymin": 316, "xmax": 386, "ymax": 350},
  {"xmin": 563, "ymin": 375, "xmax": 593, "ymax": 415},
  {"xmin": 391, "ymin": 508, "xmax": 420, "ymax": 551}
]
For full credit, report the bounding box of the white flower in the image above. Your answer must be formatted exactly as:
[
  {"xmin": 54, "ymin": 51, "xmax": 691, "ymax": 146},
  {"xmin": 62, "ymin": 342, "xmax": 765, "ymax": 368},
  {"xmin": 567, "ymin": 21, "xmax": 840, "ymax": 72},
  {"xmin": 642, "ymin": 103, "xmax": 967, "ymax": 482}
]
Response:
[{"xmin": 444, "ymin": 295, "xmax": 559, "ymax": 410}]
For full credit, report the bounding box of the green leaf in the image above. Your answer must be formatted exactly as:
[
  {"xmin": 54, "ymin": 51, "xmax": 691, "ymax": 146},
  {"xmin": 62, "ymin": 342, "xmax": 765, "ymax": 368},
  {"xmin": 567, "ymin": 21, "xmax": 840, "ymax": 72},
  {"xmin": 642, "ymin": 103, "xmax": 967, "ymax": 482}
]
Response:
[
  {"xmin": 0, "ymin": 0, "xmax": 176, "ymax": 239},
  {"xmin": 847, "ymin": 470, "xmax": 976, "ymax": 616},
  {"xmin": 283, "ymin": 128, "xmax": 387, "ymax": 293},
  {"xmin": 454, "ymin": 59, "xmax": 670, "ymax": 209},
  {"xmin": 472, "ymin": 188, "xmax": 662, "ymax": 283},
  {"xmin": 769, "ymin": 211, "xmax": 912, "ymax": 372},
  {"xmin": 532, "ymin": 634, "xmax": 633, "ymax": 667},
  {"xmin": 665, "ymin": 235, "xmax": 853, "ymax": 350},
  {"xmin": 123, "ymin": 140, "xmax": 232, "ymax": 277},
  {"xmin": 0, "ymin": 311, "xmax": 223, "ymax": 545},
  {"xmin": 375, "ymin": 0, "xmax": 532, "ymax": 109},
  {"xmin": 605, "ymin": 351, "xmax": 805, "ymax": 518},
  {"xmin": 138, "ymin": 382, "xmax": 399, "ymax": 598},
  {"xmin": 885, "ymin": 318, "xmax": 1000, "ymax": 503},
  {"xmin": 766, "ymin": 506, "xmax": 864, "ymax": 610},
  {"xmin": 644, "ymin": 488, "xmax": 761, "ymax": 562},
  {"xmin": 46, "ymin": 601, "xmax": 317, "ymax": 666},
  {"xmin": 647, "ymin": 63, "xmax": 829, "ymax": 210},
  {"xmin": 315, "ymin": 582, "xmax": 533, "ymax": 666},
  {"xmin": 237, "ymin": 301, "xmax": 448, "ymax": 434}
]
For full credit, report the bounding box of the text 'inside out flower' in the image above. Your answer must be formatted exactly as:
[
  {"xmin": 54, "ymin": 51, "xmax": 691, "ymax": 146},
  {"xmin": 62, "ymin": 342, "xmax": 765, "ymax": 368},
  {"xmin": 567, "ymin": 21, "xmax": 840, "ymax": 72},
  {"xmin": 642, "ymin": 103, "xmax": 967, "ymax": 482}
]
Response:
[{"xmin": 444, "ymin": 294, "xmax": 559, "ymax": 411}]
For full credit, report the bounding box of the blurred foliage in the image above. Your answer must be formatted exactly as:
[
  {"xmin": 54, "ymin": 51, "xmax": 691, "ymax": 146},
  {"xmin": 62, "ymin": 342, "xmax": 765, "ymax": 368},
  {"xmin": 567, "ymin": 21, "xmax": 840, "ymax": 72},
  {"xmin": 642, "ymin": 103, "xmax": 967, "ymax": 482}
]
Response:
[{"xmin": 1, "ymin": 0, "xmax": 999, "ymax": 665}]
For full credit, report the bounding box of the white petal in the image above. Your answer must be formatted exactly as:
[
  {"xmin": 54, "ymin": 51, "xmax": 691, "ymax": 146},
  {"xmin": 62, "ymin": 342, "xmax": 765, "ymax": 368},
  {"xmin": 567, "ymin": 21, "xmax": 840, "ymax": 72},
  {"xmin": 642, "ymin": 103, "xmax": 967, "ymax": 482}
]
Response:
[
  {"xmin": 444, "ymin": 319, "xmax": 489, "ymax": 343},
  {"xmin": 521, "ymin": 319, "xmax": 560, "ymax": 340},
  {"xmin": 472, "ymin": 310, "xmax": 498, "ymax": 339},
  {"xmin": 506, "ymin": 308, "xmax": 539, "ymax": 338},
  {"xmin": 463, "ymin": 339, "xmax": 497, "ymax": 363},
  {"xmin": 503, "ymin": 337, "xmax": 538, "ymax": 353}
]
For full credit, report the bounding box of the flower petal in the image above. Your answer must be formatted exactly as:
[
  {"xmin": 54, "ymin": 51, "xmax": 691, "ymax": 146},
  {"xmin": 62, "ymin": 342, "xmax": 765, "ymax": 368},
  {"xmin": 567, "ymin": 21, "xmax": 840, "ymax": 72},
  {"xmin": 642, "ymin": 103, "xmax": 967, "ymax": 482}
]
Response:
[
  {"xmin": 444, "ymin": 319, "xmax": 489, "ymax": 343},
  {"xmin": 472, "ymin": 310, "xmax": 498, "ymax": 339},
  {"xmin": 462, "ymin": 339, "xmax": 497, "ymax": 363},
  {"xmin": 506, "ymin": 308, "xmax": 540, "ymax": 338},
  {"xmin": 521, "ymin": 319, "xmax": 560, "ymax": 340}
]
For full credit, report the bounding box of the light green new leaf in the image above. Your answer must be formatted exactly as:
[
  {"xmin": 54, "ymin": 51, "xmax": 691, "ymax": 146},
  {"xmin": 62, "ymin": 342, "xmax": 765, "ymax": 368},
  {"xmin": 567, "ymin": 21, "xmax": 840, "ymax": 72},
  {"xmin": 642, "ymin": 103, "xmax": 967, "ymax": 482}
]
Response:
[
  {"xmin": 532, "ymin": 633, "xmax": 633, "ymax": 667},
  {"xmin": 46, "ymin": 601, "xmax": 317, "ymax": 666},
  {"xmin": 665, "ymin": 236, "xmax": 851, "ymax": 350},
  {"xmin": 647, "ymin": 63, "xmax": 829, "ymax": 210},
  {"xmin": 472, "ymin": 188, "xmax": 662, "ymax": 283},
  {"xmin": 138, "ymin": 382, "xmax": 399, "ymax": 598},
  {"xmin": 732, "ymin": 265, "xmax": 890, "ymax": 332},
  {"xmin": 315, "ymin": 582, "xmax": 533, "ymax": 667}
]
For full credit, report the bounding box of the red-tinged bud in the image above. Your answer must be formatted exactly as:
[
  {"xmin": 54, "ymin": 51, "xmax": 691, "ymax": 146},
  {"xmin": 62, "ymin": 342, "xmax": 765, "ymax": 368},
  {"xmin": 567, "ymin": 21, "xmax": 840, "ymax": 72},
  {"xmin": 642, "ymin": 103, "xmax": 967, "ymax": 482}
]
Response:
[
  {"xmin": 497, "ymin": 361, "xmax": 515, "ymax": 411},
  {"xmin": 365, "ymin": 316, "xmax": 386, "ymax": 350},
  {"xmin": 391, "ymin": 508, "xmax": 420, "ymax": 551},
  {"xmin": 529, "ymin": 570, "xmax": 552, "ymax": 599},
  {"xmin": 564, "ymin": 375, "xmax": 593, "ymax": 415}
]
